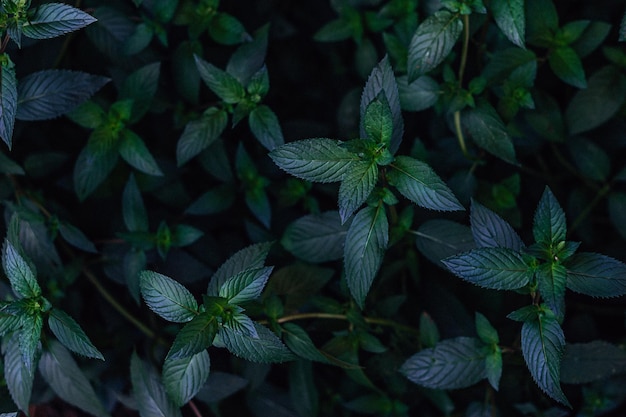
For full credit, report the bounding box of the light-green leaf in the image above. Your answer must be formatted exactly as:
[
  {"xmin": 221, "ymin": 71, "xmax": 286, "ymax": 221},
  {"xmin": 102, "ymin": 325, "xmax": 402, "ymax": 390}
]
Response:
[
  {"xmin": 564, "ymin": 252, "xmax": 626, "ymax": 297},
  {"xmin": 216, "ymin": 322, "xmax": 295, "ymax": 363},
  {"xmin": 549, "ymin": 46, "xmax": 587, "ymax": 89},
  {"xmin": 281, "ymin": 211, "xmax": 349, "ymax": 263},
  {"xmin": 442, "ymin": 247, "xmax": 532, "ymax": 290},
  {"xmin": 119, "ymin": 129, "xmax": 163, "ymax": 176},
  {"xmin": 207, "ymin": 242, "xmax": 273, "ymax": 296},
  {"xmin": 194, "ymin": 55, "xmax": 245, "ymax": 104},
  {"xmin": 177, "ymin": 108, "xmax": 228, "ymax": 166},
  {"xmin": 166, "ymin": 312, "xmax": 217, "ymax": 360},
  {"xmin": 4, "ymin": 334, "xmax": 34, "ymax": 414},
  {"xmin": 0, "ymin": 55, "xmax": 17, "ymax": 148},
  {"xmin": 388, "ymin": 155, "xmax": 464, "ymax": 212},
  {"xmin": 521, "ymin": 310, "xmax": 570, "ymax": 406},
  {"xmin": 218, "ymin": 267, "xmax": 273, "ymax": 305},
  {"xmin": 131, "ymin": 352, "xmax": 182, "ymax": 417},
  {"xmin": 22, "ymin": 3, "xmax": 97, "ymax": 40},
  {"xmin": 163, "ymin": 350, "xmax": 211, "ymax": 407},
  {"xmin": 48, "ymin": 308, "xmax": 104, "ymax": 360},
  {"xmin": 2, "ymin": 240, "xmax": 40, "ymax": 299},
  {"xmin": 470, "ymin": 200, "xmax": 524, "ymax": 251},
  {"xmin": 39, "ymin": 341, "xmax": 110, "ymax": 417},
  {"xmin": 140, "ymin": 271, "xmax": 198, "ymax": 323},
  {"xmin": 400, "ymin": 337, "xmax": 488, "ymax": 389},
  {"xmin": 249, "ymin": 105, "xmax": 284, "ymax": 151},
  {"xmin": 344, "ymin": 205, "xmax": 388, "ymax": 308},
  {"xmin": 270, "ymin": 138, "xmax": 359, "ymax": 183},
  {"xmin": 338, "ymin": 160, "xmax": 378, "ymax": 223},
  {"xmin": 533, "ymin": 187, "xmax": 566, "ymax": 247},
  {"xmin": 408, "ymin": 10, "xmax": 463, "ymax": 81},
  {"xmin": 463, "ymin": 101, "xmax": 517, "ymax": 165},
  {"xmin": 490, "ymin": 0, "xmax": 525, "ymax": 48}
]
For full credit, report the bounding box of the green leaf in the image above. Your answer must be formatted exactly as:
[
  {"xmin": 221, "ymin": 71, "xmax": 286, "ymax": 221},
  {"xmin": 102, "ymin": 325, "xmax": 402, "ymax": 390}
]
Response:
[
  {"xmin": 507, "ymin": 305, "xmax": 541, "ymax": 322},
  {"xmin": 549, "ymin": 46, "xmax": 587, "ymax": 89},
  {"xmin": 621, "ymin": 9, "xmax": 626, "ymax": 42},
  {"xmin": 533, "ymin": 187, "xmax": 566, "ymax": 248},
  {"xmin": 246, "ymin": 66, "xmax": 270, "ymax": 97},
  {"xmin": 224, "ymin": 312, "xmax": 258, "ymax": 338},
  {"xmin": 360, "ymin": 56, "xmax": 404, "ymax": 153},
  {"xmin": 119, "ymin": 129, "xmax": 163, "ymax": 176},
  {"xmin": 567, "ymin": 136, "xmax": 610, "ymax": 182},
  {"xmin": 485, "ymin": 346, "xmax": 503, "ymax": 391},
  {"xmin": 470, "ymin": 200, "xmax": 524, "ymax": 251},
  {"xmin": 344, "ymin": 205, "xmax": 388, "ymax": 308},
  {"xmin": 177, "ymin": 108, "xmax": 228, "ymax": 166},
  {"xmin": 0, "ymin": 151, "xmax": 24, "ymax": 175},
  {"xmin": 571, "ymin": 21, "xmax": 611, "ymax": 58},
  {"xmin": 397, "ymin": 75, "xmax": 439, "ymax": 112},
  {"xmin": 22, "ymin": 3, "xmax": 97, "ymax": 39},
  {"xmin": 124, "ymin": 248, "xmax": 146, "ymax": 304},
  {"xmin": 195, "ymin": 371, "xmax": 248, "ymax": 404},
  {"xmin": 609, "ymin": 192, "xmax": 626, "ymax": 242},
  {"xmin": 0, "ymin": 55, "xmax": 17, "ymax": 148},
  {"xmin": 162, "ymin": 350, "xmax": 211, "ymax": 407},
  {"xmin": 521, "ymin": 310, "xmax": 570, "ymax": 406},
  {"xmin": 185, "ymin": 184, "xmax": 236, "ymax": 216},
  {"xmin": 270, "ymin": 138, "xmax": 359, "ymax": 183},
  {"xmin": 207, "ymin": 242, "xmax": 273, "ymax": 296},
  {"xmin": 16, "ymin": 70, "xmax": 109, "ymax": 121},
  {"xmin": 564, "ymin": 252, "xmax": 626, "ymax": 297},
  {"xmin": 123, "ymin": 174, "xmax": 149, "ymax": 232},
  {"xmin": 463, "ymin": 101, "xmax": 517, "ymax": 165},
  {"xmin": 338, "ymin": 160, "xmax": 378, "ymax": 223},
  {"xmin": 419, "ymin": 312, "xmax": 440, "ymax": 348},
  {"xmin": 442, "ymin": 247, "xmax": 533, "ymax": 290},
  {"xmin": 173, "ymin": 40, "xmax": 202, "ymax": 103},
  {"xmin": 208, "ymin": 12, "xmax": 247, "ymax": 45},
  {"xmin": 0, "ymin": 305, "xmax": 23, "ymax": 337},
  {"xmin": 218, "ymin": 267, "xmax": 273, "ymax": 305},
  {"xmin": 122, "ymin": 22, "xmax": 153, "ymax": 55},
  {"xmin": 536, "ymin": 263, "xmax": 567, "ymax": 320},
  {"xmin": 475, "ymin": 312, "xmax": 499, "ymax": 345},
  {"xmin": 408, "ymin": 10, "xmax": 463, "ymax": 81},
  {"xmin": 171, "ymin": 225, "xmax": 203, "ymax": 247},
  {"xmin": 314, "ymin": 18, "xmax": 353, "ymax": 42},
  {"xmin": 73, "ymin": 129, "xmax": 119, "ymax": 200},
  {"xmin": 282, "ymin": 323, "xmax": 331, "ymax": 364},
  {"xmin": 524, "ymin": 90, "xmax": 565, "ymax": 142},
  {"xmin": 58, "ymin": 222, "xmax": 98, "ymax": 253},
  {"xmin": 363, "ymin": 94, "xmax": 393, "ymax": 145},
  {"xmin": 561, "ymin": 341, "xmax": 626, "ymax": 384},
  {"xmin": 289, "ymin": 360, "xmax": 318, "ymax": 417},
  {"xmin": 140, "ymin": 271, "xmax": 199, "ymax": 323},
  {"xmin": 491, "ymin": 0, "xmax": 525, "ymax": 48},
  {"xmin": 194, "ymin": 56, "xmax": 245, "ymax": 104},
  {"xmin": 39, "ymin": 341, "xmax": 110, "ymax": 417},
  {"xmin": 67, "ymin": 100, "xmax": 106, "ymax": 129},
  {"xmin": 119, "ymin": 62, "xmax": 161, "ymax": 123},
  {"xmin": 48, "ymin": 308, "xmax": 104, "ymax": 360},
  {"xmin": 19, "ymin": 314, "xmax": 43, "ymax": 375},
  {"xmin": 2, "ymin": 240, "xmax": 40, "ymax": 299},
  {"xmin": 4, "ymin": 334, "xmax": 34, "ymax": 414},
  {"xmin": 400, "ymin": 337, "xmax": 488, "ymax": 389},
  {"xmin": 216, "ymin": 322, "xmax": 295, "ymax": 363},
  {"xmin": 167, "ymin": 312, "xmax": 217, "ymax": 360},
  {"xmin": 281, "ymin": 211, "xmax": 349, "ymax": 263},
  {"xmin": 226, "ymin": 24, "xmax": 269, "ymax": 85},
  {"xmin": 249, "ymin": 105, "xmax": 284, "ymax": 151},
  {"xmin": 388, "ymin": 155, "xmax": 464, "ymax": 211},
  {"xmin": 565, "ymin": 66, "xmax": 626, "ymax": 135},
  {"xmin": 525, "ymin": 0, "xmax": 559, "ymax": 47},
  {"xmin": 415, "ymin": 219, "xmax": 476, "ymax": 266},
  {"xmin": 131, "ymin": 352, "xmax": 182, "ymax": 417}
]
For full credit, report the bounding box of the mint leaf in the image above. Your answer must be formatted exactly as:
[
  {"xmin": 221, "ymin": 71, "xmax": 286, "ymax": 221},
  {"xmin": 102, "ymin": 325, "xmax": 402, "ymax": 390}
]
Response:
[
  {"xmin": 470, "ymin": 200, "xmax": 524, "ymax": 251},
  {"xmin": 119, "ymin": 62, "xmax": 161, "ymax": 123},
  {"xmin": 249, "ymin": 105, "xmax": 284, "ymax": 151},
  {"xmin": 4, "ymin": 334, "xmax": 34, "ymax": 414},
  {"xmin": 408, "ymin": 11, "xmax": 463, "ymax": 81},
  {"xmin": 561, "ymin": 341, "xmax": 626, "ymax": 384},
  {"xmin": 270, "ymin": 138, "xmax": 359, "ymax": 183},
  {"xmin": 73, "ymin": 129, "xmax": 119, "ymax": 200},
  {"xmin": 194, "ymin": 56, "xmax": 245, "ymax": 104},
  {"xmin": 485, "ymin": 346, "xmax": 503, "ymax": 391},
  {"xmin": 226, "ymin": 24, "xmax": 269, "ymax": 85},
  {"xmin": 162, "ymin": 350, "xmax": 211, "ymax": 407},
  {"xmin": 140, "ymin": 271, "xmax": 199, "ymax": 323},
  {"xmin": 167, "ymin": 312, "xmax": 217, "ymax": 360},
  {"xmin": 521, "ymin": 310, "xmax": 570, "ymax": 406},
  {"xmin": 338, "ymin": 160, "xmax": 378, "ymax": 223},
  {"xmin": 119, "ymin": 129, "xmax": 163, "ymax": 176},
  {"xmin": 48, "ymin": 308, "xmax": 104, "ymax": 360},
  {"xmin": 177, "ymin": 107, "xmax": 228, "ymax": 166},
  {"xmin": 363, "ymin": 93, "xmax": 393, "ymax": 146},
  {"xmin": 536, "ymin": 263, "xmax": 567, "ymax": 320},
  {"xmin": 208, "ymin": 12, "xmax": 247, "ymax": 45},
  {"xmin": 401, "ymin": 337, "xmax": 488, "ymax": 389},
  {"xmin": 463, "ymin": 101, "xmax": 517, "ymax": 165},
  {"xmin": 218, "ymin": 267, "xmax": 273, "ymax": 305},
  {"xmin": 122, "ymin": 174, "xmax": 149, "ymax": 232},
  {"xmin": 475, "ymin": 312, "xmax": 499, "ymax": 345},
  {"xmin": 2, "ymin": 240, "xmax": 40, "ymax": 299},
  {"xmin": 533, "ymin": 187, "xmax": 566, "ymax": 248},
  {"xmin": 564, "ymin": 252, "xmax": 626, "ymax": 297},
  {"xmin": 397, "ymin": 75, "xmax": 439, "ymax": 112},
  {"xmin": 0, "ymin": 55, "xmax": 17, "ymax": 148},
  {"xmin": 415, "ymin": 220, "xmax": 476, "ymax": 266},
  {"xmin": 58, "ymin": 222, "xmax": 97, "ymax": 253},
  {"xmin": 344, "ymin": 205, "xmax": 388, "ymax": 308},
  {"xmin": 19, "ymin": 314, "xmax": 43, "ymax": 375},
  {"xmin": 39, "ymin": 341, "xmax": 110, "ymax": 417},
  {"xmin": 195, "ymin": 371, "xmax": 248, "ymax": 404},
  {"xmin": 549, "ymin": 46, "xmax": 587, "ymax": 89},
  {"xmin": 281, "ymin": 211, "xmax": 349, "ymax": 263},
  {"xmin": 216, "ymin": 322, "xmax": 295, "ymax": 363},
  {"xmin": 282, "ymin": 323, "xmax": 331, "ymax": 364},
  {"xmin": 130, "ymin": 352, "xmax": 182, "ymax": 417},
  {"xmin": 442, "ymin": 247, "xmax": 532, "ymax": 290},
  {"xmin": 490, "ymin": 0, "xmax": 525, "ymax": 48},
  {"xmin": 207, "ymin": 242, "xmax": 273, "ymax": 296},
  {"xmin": 388, "ymin": 155, "xmax": 464, "ymax": 211},
  {"xmin": 22, "ymin": 3, "xmax": 96, "ymax": 39}
]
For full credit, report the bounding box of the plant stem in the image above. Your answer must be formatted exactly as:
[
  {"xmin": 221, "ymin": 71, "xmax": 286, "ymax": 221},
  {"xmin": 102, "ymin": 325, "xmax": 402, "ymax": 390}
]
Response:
[
  {"xmin": 453, "ymin": 110, "xmax": 469, "ymax": 158},
  {"xmin": 275, "ymin": 312, "xmax": 419, "ymax": 335},
  {"xmin": 454, "ymin": 14, "xmax": 471, "ymax": 159}
]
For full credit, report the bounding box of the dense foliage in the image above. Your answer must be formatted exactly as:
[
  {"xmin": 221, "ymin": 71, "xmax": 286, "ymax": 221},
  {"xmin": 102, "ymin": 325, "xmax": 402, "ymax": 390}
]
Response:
[{"xmin": 1, "ymin": 0, "xmax": 626, "ymax": 416}]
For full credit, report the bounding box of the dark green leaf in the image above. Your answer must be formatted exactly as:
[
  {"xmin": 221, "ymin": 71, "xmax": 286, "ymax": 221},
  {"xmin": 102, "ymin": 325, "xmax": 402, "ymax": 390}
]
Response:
[
  {"xmin": 48, "ymin": 308, "xmax": 103, "ymax": 360},
  {"xmin": 19, "ymin": 314, "xmax": 43, "ymax": 375},
  {"xmin": 195, "ymin": 371, "xmax": 248, "ymax": 404},
  {"xmin": 407, "ymin": 10, "xmax": 463, "ymax": 81},
  {"xmin": 130, "ymin": 352, "xmax": 182, "ymax": 417},
  {"xmin": 281, "ymin": 211, "xmax": 349, "ymax": 263},
  {"xmin": 177, "ymin": 107, "xmax": 228, "ymax": 166},
  {"xmin": 122, "ymin": 22, "xmax": 153, "ymax": 55},
  {"xmin": 567, "ymin": 136, "xmax": 610, "ymax": 182},
  {"xmin": 249, "ymin": 105, "xmax": 284, "ymax": 151},
  {"xmin": 338, "ymin": 160, "xmax": 378, "ymax": 223},
  {"xmin": 270, "ymin": 138, "xmax": 359, "ymax": 183},
  {"xmin": 2, "ymin": 240, "xmax": 40, "ymax": 299},
  {"xmin": 400, "ymin": 337, "xmax": 488, "ymax": 389},
  {"xmin": 397, "ymin": 74, "xmax": 439, "ymax": 112},
  {"xmin": 363, "ymin": 94, "xmax": 393, "ymax": 145},
  {"xmin": 609, "ymin": 192, "xmax": 626, "ymax": 242},
  {"xmin": 344, "ymin": 205, "xmax": 388, "ymax": 308},
  {"xmin": 167, "ymin": 312, "xmax": 217, "ymax": 360},
  {"xmin": 4, "ymin": 334, "xmax": 34, "ymax": 414},
  {"xmin": 565, "ymin": 66, "xmax": 626, "ymax": 135},
  {"xmin": 85, "ymin": 7, "xmax": 135, "ymax": 60},
  {"xmin": 570, "ymin": 21, "xmax": 611, "ymax": 58},
  {"xmin": 481, "ymin": 48, "xmax": 537, "ymax": 83},
  {"xmin": 73, "ymin": 129, "xmax": 119, "ymax": 200},
  {"xmin": 185, "ymin": 184, "xmax": 236, "ymax": 215},
  {"xmin": 194, "ymin": 56, "xmax": 245, "ymax": 104},
  {"xmin": 140, "ymin": 271, "xmax": 198, "ymax": 323},
  {"xmin": 415, "ymin": 219, "xmax": 476, "ymax": 266},
  {"xmin": 536, "ymin": 263, "xmax": 567, "ymax": 320},
  {"xmin": 524, "ymin": 90, "xmax": 565, "ymax": 142},
  {"xmin": 207, "ymin": 242, "xmax": 273, "ymax": 296},
  {"xmin": 216, "ymin": 322, "xmax": 295, "ymax": 363},
  {"xmin": 507, "ymin": 305, "xmax": 541, "ymax": 322},
  {"xmin": 171, "ymin": 225, "xmax": 203, "ymax": 247},
  {"xmin": 16, "ymin": 70, "xmax": 109, "ymax": 121},
  {"xmin": 124, "ymin": 248, "xmax": 146, "ymax": 304},
  {"xmin": 39, "ymin": 341, "xmax": 109, "ymax": 417},
  {"xmin": 388, "ymin": 155, "xmax": 464, "ymax": 211},
  {"xmin": 0, "ymin": 151, "xmax": 24, "ymax": 175},
  {"xmin": 621, "ymin": 9, "xmax": 626, "ymax": 41},
  {"xmin": 119, "ymin": 129, "xmax": 163, "ymax": 176},
  {"xmin": 123, "ymin": 174, "xmax": 148, "ymax": 232},
  {"xmin": 463, "ymin": 101, "xmax": 517, "ymax": 165},
  {"xmin": 119, "ymin": 62, "xmax": 161, "ymax": 123},
  {"xmin": 314, "ymin": 18, "xmax": 353, "ymax": 42},
  {"xmin": 533, "ymin": 187, "xmax": 566, "ymax": 247},
  {"xmin": 525, "ymin": 0, "xmax": 559, "ymax": 47},
  {"xmin": 218, "ymin": 267, "xmax": 273, "ymax": 305},
  {"xmin": 208, "ymin": 12, "xmax": 247, "ymax": 45},
  {"xmin": 485, "ymin": 346, "xmax": 503, "ymax": 391},
  {"xmin": 246, "ymin": 66, "xmax": 270, "ymax": 97},
  {"xmin": 0, "ymin": 305, "xmax": 22, "ymax": 337},
  {"xmin": 521, "ymin": 310, "xmax": 570, "ymax": 406},
  {"xmin": 162, "ymin": 350, "xmax": 211, "ymax": 407},
  {"xmin": 282, "ymin": 323, "xmax": 331, "ymax": 364},
  {"xmin": 59, "ymin": 222, "xmax": 97, "ymax": 253},
  {"xmin": 22, "ymin": 3, "xmax": 97, "ymax": 39},
  {"xmin": 491, "ymin": 0, "xmax": 525, "ymax": 48},
  {"xmin": 289, "ymin": 360, "xmax": 318, "ymax": 417},
  {"xmin": 442, "ymin": 247, "xmax": 532, "ymax": 290},
  {"xmin": 561, "ymin": 341, "xmax": 626, "ymax": 384},
  {"xmin": 549, "ymin": 46, "xmax": 587, "ymax": 89},
  {"xmin": 475, "ymin": 312, "xmax": 499, "ymax": 345},
  {"xmin": 419, "ymin": 312, "xmax": 440, "ymax": 348},
  {"xmin": 224, "ymin": 312, "xmax": 258, "ymax": 338},
  {"xmin": 0, "ymin": 55, "xmax": 17, "ymax": 148},
  {"xmin": 172, "ymin": 40, "xmax": 202, "ymax": 103},
  {"xmin": 470, "ymin": 199, "xmax": 524, "ymax": 251},
  {"xmin": 564, "ymin": 252, "xmax": 626, "ymax": 298},
  {"xmin": 66, "ymin": 100, "xmax": 106, "ymax": 129},
  {"xmin": 226, "ymin": 24, "xmax": 269, "ymax": 85}
]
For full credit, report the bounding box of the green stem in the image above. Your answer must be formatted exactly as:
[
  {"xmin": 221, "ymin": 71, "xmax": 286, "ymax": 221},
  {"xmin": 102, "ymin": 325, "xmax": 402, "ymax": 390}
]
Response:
[
  {"xmin": 454, "ymin": 14, "xmax": 471, "ymax": 158},
  {"xmin": 453, "ymin": 110, "xmax": 469, "ymax": 158},
  {"xmin": 275, "ymin": 312, "xmax": 419, "ymax": 335}
]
